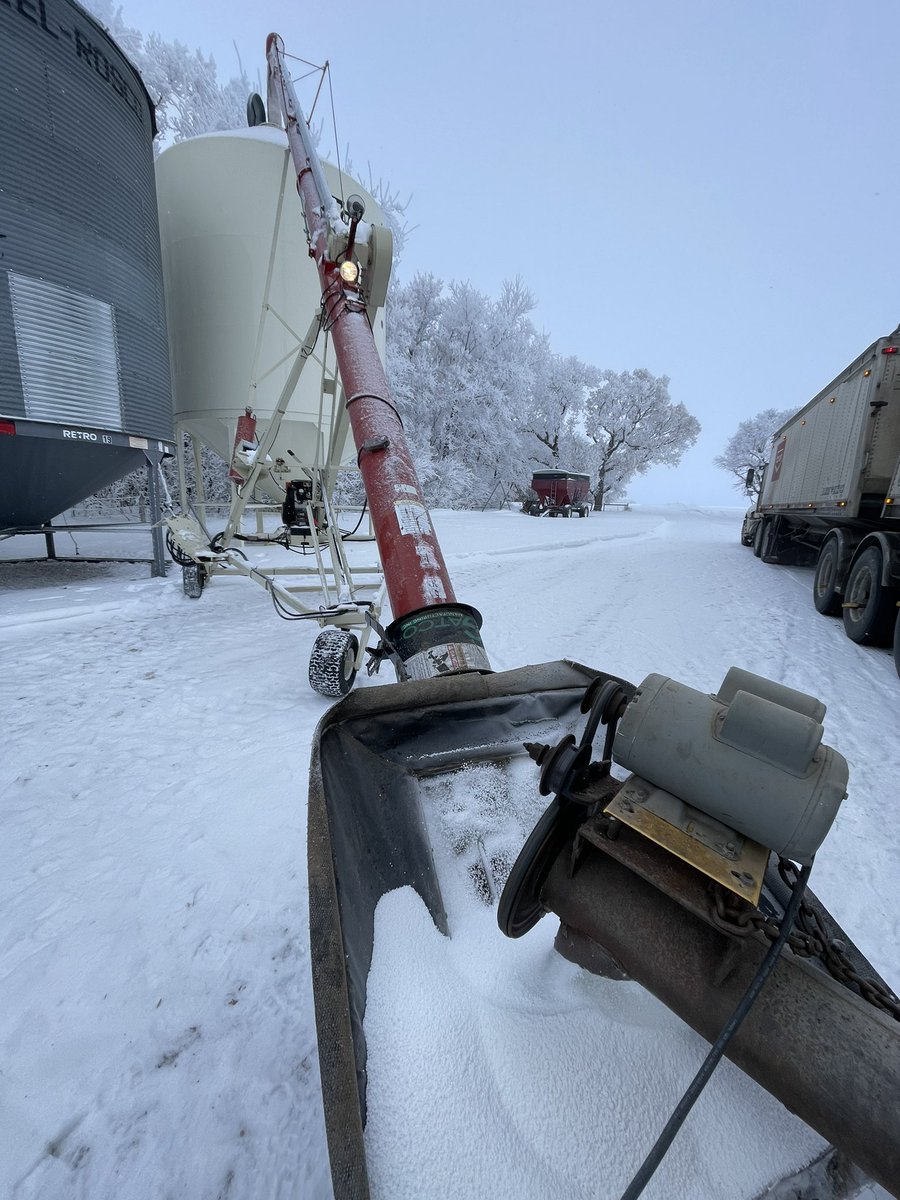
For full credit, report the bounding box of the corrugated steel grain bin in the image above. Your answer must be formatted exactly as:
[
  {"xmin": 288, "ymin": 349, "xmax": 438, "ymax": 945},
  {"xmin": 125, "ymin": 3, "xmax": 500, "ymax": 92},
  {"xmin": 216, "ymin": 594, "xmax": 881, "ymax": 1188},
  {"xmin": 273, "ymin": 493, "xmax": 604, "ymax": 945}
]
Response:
[{"xmin": 0, "ymin": 0, "xmax": 173, "ymax": 527}]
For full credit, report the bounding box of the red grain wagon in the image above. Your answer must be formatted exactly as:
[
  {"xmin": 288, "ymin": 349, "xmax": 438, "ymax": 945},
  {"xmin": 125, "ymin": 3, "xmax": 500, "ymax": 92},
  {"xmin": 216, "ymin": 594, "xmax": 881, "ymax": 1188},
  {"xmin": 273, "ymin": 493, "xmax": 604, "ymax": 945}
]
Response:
[{"xmin": 524, "ymin": 469, "xmax": 592, "ymax": 517}]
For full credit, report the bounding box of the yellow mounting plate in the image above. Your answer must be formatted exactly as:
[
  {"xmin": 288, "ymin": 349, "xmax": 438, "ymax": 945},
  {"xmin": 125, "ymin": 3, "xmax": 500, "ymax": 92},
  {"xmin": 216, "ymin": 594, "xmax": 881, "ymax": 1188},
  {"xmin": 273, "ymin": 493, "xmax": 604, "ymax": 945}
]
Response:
[{"xmin": 604, "ymin": 777, "xmax": 768, "ymax": 905}]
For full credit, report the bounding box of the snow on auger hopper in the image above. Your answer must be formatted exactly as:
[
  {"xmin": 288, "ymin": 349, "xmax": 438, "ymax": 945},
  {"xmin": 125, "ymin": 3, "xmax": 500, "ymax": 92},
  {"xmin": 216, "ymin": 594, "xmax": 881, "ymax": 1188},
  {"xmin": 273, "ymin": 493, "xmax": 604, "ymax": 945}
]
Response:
[{"xmin": 249, "ymin": 38, "xmax": 899, "ymax": 1199}]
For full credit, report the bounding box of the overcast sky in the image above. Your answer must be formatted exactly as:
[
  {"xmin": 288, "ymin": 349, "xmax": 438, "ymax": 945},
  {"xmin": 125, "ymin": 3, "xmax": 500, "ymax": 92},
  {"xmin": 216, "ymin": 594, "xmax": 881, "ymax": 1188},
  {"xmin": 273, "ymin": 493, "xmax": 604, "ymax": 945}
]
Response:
[{"xmin": 128, "ymin": 0, "xmax": 899, "ymax": 505}]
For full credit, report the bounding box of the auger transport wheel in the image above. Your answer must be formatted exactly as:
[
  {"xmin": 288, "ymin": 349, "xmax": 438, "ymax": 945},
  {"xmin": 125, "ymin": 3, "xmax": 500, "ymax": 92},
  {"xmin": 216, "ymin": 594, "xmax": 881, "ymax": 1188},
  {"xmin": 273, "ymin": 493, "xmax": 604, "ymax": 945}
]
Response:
[
  {"xmin": 182, "ymin": 563, "xmax": 205, "ymax": 598},
  {"xmin": 309, "ymin": 629, "xmax": 359, "ymax": 699}
]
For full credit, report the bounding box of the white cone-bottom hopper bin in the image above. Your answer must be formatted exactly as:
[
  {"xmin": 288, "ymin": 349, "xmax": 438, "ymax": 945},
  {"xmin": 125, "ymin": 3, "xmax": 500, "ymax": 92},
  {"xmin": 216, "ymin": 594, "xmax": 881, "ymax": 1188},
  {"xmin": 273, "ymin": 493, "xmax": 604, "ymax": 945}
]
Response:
[{"xmin": 155, "ymin": 127, "xmax": 392, "ymax": 501}]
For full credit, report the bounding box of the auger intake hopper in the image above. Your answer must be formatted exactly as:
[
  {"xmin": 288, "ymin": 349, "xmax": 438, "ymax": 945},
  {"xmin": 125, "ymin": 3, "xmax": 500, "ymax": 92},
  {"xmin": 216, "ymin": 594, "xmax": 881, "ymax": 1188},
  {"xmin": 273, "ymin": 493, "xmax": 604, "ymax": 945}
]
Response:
[{"xmin": 308, "ymin": 661, "xmax": 900, "ymax": 1200}]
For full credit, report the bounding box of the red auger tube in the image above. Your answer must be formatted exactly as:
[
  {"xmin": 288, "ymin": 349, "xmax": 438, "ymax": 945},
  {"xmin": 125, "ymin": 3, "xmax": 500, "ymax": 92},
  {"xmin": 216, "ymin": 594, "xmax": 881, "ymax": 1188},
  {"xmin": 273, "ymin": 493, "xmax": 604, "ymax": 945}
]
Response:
[{"xmin": 265, "ymin": 34, "xmax": 490, "ymax": 681}]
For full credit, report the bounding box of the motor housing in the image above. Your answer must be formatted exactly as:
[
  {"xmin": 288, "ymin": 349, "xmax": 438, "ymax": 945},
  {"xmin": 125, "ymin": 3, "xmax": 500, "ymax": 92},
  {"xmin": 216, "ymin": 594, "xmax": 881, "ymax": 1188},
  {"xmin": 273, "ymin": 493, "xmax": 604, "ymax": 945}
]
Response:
[{"xmin": 612, "ymin": 667, "xmax": 848, "ymax": 863}]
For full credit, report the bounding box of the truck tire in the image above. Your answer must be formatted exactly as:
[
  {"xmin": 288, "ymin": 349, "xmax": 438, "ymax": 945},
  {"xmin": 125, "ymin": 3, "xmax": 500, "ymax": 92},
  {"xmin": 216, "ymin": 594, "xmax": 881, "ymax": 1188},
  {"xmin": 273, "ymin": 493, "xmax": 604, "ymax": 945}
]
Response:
[
  {"xmin": 813, "ymin": 541, "xmax": 842, "ymax": 616},
  {"xmin": 309, "ymin": 629, "xmax": 359, "ymax": 698},
  {"xmin": 894, "ymin": 608, "xmax": 900, "ymax": 679},
  {"xmin": 841, "ymin": 547, "xmax": 898, "ymax": 646}
]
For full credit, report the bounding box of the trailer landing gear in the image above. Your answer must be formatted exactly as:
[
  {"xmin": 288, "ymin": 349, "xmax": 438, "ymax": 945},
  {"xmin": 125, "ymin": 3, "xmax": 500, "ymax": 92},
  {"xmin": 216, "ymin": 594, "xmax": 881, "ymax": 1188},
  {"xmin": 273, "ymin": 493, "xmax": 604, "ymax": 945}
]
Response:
[{"xmin": 309, "ymin": 628, "xmax": 359, "ymax": 698}]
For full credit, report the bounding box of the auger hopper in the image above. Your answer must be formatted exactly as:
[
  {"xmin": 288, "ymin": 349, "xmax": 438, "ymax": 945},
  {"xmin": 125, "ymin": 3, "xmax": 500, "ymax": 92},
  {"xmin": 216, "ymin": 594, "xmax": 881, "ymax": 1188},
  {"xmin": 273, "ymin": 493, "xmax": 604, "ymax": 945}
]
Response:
[
  {"xmin": 309, "ymin": 662, "xmax": 900, "ymax": 1199},
  {"xmin": 261, "ymin": 38, "xmax": 900, "ymax": 1199}
]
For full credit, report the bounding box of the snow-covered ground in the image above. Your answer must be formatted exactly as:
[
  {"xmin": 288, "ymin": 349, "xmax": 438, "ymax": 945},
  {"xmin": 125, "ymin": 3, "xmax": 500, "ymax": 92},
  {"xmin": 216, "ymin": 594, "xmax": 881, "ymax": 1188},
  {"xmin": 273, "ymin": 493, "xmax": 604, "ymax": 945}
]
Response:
[{"xmin": 2, "ymin": 506, "xmax": 897, "ymax": 1199}]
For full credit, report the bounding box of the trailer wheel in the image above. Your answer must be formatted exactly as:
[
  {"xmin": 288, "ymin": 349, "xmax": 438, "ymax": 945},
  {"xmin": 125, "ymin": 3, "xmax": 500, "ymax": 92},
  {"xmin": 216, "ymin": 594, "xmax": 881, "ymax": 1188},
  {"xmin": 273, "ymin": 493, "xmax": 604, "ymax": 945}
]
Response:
[
  {"xmin": 309, "ymin": 629, "xmax": 359, "ymax": 698},
  {"xmin": 813, "ymin": 541, "xmax": 842, "ymax": 616},
  {"xmin": 842, "ymin": 548, "xmax": 898, "ymax": 646},
  {"xmin": 562, "ymin": 505, "xmax": 571, "ymax": 518},
  {"xmin": 182, "ymin": 563, "xmax": 205, "ymax": 598}
]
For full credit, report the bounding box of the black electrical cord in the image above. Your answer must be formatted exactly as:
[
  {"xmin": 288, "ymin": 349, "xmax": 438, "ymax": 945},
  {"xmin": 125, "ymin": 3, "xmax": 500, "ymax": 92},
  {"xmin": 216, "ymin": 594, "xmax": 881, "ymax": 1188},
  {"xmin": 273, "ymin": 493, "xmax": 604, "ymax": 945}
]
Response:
[
  {"xmin": 339, "ymin": 496, "xmax": 369, "ymax": 539},
  {"xmin": 618, "ymin": 857, "xmax": 814, "ymax": 1200},
  {"xmin": 267, "ymin": 587, "xmax": 318, "ymax": 621}
]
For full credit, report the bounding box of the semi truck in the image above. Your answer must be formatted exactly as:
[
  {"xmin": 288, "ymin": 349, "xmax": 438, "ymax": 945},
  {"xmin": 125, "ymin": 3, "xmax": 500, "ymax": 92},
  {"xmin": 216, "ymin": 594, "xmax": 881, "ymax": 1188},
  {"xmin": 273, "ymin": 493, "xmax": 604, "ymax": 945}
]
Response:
[{"xmin": 741, "ymin": 323, "xmax": 900, "ymax": 675}]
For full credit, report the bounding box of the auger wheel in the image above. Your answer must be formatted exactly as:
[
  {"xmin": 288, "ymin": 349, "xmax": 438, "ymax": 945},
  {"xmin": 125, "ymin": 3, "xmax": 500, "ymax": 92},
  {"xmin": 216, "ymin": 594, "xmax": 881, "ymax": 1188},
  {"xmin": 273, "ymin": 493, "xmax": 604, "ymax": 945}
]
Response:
[
  {"xmin": 309, "ymin": 629, "xmax": 359, "ymax": 699},
  {"xmin": 182, "ymin": 563, "xmax": 206, "ymax": 599}
]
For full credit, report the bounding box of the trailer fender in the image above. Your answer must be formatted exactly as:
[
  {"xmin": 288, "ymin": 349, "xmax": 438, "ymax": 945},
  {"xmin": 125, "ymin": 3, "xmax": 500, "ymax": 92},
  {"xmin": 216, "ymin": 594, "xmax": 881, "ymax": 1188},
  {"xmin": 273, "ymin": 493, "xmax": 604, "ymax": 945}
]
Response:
[{"xmin": 848, "ymin": 531, "xmax": 900, "ymax": 588}]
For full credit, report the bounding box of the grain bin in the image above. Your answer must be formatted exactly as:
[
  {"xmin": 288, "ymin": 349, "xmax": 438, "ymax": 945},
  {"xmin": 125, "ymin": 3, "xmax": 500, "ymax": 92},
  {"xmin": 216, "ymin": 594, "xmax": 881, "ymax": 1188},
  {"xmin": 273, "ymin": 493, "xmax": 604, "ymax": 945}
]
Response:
[
  {"xmin": 154, "ymin": 127, "xmax": 390, "ymax": 503},
  {"xmin": 0, "ymin": 0, "xmax": 173, "ymax": 529}
]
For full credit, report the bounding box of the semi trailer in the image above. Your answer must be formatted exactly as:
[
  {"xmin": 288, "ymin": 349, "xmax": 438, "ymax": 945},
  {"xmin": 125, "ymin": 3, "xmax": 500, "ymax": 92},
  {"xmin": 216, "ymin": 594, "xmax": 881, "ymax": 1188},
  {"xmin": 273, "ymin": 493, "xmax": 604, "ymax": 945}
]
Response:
[{"xmin": 742, "ymin": 324, "xmax": 900, "ymax": 675}]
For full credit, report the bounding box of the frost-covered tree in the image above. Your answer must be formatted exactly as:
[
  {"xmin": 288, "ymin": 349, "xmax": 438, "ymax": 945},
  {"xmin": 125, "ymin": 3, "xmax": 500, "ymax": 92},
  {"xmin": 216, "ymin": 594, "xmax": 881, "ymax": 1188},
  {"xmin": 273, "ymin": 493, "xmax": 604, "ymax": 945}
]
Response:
[
  {"xmin": 82, "ymin": 439, "xmax": 231, "ymax": 517},
  {"xmin": 583, "ymin": 369, "xmax": 700, "ymax": 509},
  {"xmin": 81, "ymin": 1, "xmax": 248, "ymax": 145},
  {"xmin": 386, "ymin": 274, "xmax": 547, "ymax": 506},
  {"xmin": 522, "ymin": 353, "xmax": 598, "ymax": 473},
  {"xmin": 715, "ymin": 407, "xmax": 795, "ymax": 499}
]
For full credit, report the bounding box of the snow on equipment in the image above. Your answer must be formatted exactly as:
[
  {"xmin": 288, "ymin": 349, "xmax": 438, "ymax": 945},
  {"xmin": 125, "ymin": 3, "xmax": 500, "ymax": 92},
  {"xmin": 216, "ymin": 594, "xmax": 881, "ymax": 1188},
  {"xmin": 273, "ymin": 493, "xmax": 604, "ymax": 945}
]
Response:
[
  {"xmin": 523, "ymin": 468, "xmax": 592, "ymax": 517},
  {"xmin": 245, "ymin": 35, "xmax": 900, "ymax": 1199}
]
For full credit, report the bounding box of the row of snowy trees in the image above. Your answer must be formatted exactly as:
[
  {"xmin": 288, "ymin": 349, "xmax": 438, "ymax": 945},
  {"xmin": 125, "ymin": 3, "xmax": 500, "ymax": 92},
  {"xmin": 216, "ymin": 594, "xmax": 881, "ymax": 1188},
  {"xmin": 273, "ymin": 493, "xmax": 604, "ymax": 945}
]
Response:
[
  {"xmin": 85, "ymin": 0, "xmax": 250, "ymax": 143},
  {"xmin": 78, "ymin": 2, "xmax": 796, "ymax": 516},
  {"xmin": 715, "ymin": 408, "xmax": 795, "ymax": 501},
  {"xmin": 81, "ymin": 2, "xmax": 702, "ymax": 512},
  {"xmin": 387, "ymin": 275, "xmax": 700, "ymax": 508}
]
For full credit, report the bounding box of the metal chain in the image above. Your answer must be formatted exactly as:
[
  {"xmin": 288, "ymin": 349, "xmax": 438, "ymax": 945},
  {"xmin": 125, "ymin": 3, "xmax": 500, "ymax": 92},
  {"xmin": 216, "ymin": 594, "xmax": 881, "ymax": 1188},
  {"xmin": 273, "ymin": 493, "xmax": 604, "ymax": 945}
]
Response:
[{"xmin": 709, "ymin": 873, "xmax": 900, "ymax": 1022}]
